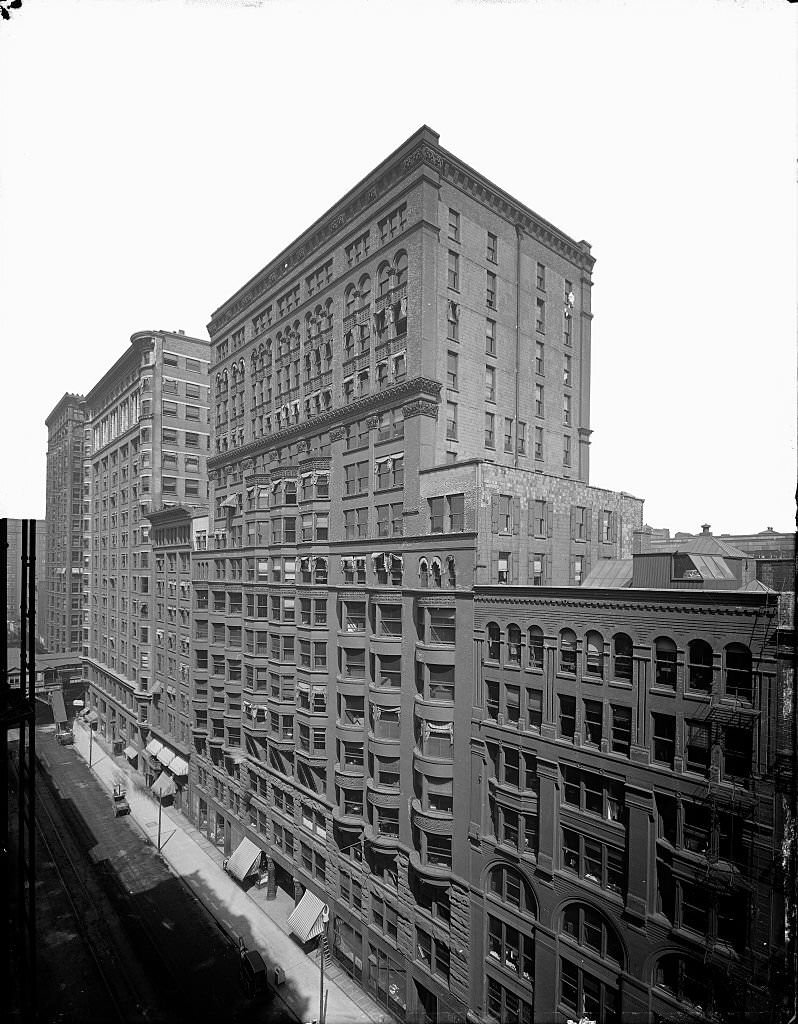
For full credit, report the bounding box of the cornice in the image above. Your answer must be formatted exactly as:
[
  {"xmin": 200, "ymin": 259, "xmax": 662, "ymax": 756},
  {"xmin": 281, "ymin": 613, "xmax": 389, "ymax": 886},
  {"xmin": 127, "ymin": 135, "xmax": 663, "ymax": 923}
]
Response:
[
  {"xmin": 474, "ymin": 588, "xmax": 774, "ymax": 617},
  {"xmin": 208, "ymin": 376, "xmax": 442, "ymax": 472},
  {"xmin": 207, "ymin": 130, "xmax": 593, "ymax": 338}
]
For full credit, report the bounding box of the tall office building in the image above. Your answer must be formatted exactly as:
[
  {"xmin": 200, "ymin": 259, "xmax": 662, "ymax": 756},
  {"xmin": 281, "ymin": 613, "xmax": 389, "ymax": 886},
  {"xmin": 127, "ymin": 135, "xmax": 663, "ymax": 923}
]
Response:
[
  {"xmin": 81, "ymin": 330, "xmax": 211, "ymax": 759},
  {"xmin": 44, "ymin": 393, "xmax": 87, "ymax": 653},
  {"xmin": 189, "ymin": 127, "xmax": 655, "ymax": 1022}
]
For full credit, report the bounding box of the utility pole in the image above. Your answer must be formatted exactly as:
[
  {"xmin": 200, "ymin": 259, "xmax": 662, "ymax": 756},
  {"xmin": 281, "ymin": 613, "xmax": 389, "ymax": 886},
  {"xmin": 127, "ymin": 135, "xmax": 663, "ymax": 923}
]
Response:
[
  {"xmin": 88, "ymin": 724, "xmax": 94, "ymax": 768},
  {"xmin": 319, "ymin": 904, "xmax": 329, "ymax": 1024}
]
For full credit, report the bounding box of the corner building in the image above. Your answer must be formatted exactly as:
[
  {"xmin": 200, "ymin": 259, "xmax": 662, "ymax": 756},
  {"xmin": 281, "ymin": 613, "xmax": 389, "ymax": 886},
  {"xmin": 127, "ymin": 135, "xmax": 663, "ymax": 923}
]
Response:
[
  {"xmin": 472, "ymin": 585, "xmax": 788, "ymax": 1024},
  {"xmin": 194, "ymin": 127, "xmax": 645, "ymax": 1023},
  {"xmin": 82, "ymin": 331, "xmax": 211, "ymax": 768}
]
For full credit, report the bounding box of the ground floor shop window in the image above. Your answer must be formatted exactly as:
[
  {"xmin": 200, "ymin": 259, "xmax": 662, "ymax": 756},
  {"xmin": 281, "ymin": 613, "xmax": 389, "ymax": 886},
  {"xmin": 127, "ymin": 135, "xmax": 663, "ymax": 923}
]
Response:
[{"xmin": 368, "ymin": 945, "xmax": 406, "ymax": 1019}]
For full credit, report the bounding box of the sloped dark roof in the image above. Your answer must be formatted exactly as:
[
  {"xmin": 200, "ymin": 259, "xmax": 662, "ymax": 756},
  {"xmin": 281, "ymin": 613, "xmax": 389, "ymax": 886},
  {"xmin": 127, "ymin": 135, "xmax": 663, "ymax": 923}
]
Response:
[{"xmin": 581, "ymin": 559, "xmax": 633, "ymax": 588}]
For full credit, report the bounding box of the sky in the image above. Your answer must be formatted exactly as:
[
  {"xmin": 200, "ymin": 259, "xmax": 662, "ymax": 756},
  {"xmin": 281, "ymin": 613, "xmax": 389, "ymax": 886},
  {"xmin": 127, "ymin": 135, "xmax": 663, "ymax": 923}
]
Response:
[{"xmin": 0, "ymin": 0, "xmax": 795, "ymax": 534}]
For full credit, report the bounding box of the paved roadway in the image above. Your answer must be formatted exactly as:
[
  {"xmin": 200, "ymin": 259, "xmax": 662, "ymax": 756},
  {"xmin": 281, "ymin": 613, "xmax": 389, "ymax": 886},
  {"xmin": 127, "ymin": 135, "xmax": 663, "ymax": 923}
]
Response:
[{"xmin": 34, "ymin": 725, "xmax": 297, "ymax": 1024}]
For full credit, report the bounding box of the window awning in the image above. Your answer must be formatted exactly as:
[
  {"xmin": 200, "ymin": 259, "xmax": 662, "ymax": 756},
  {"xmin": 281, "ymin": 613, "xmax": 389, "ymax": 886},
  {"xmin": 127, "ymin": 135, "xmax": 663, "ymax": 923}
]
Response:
[
  {"xmin": 151, "ymin": 772, "xmax": 176, "ymax": 799},
  {"xmin": 51, "ymin": 691, "xmax": 68, "ymax": 725},
  {"xmin": 123, "ymin": 745, "xmax": 138, "ymax": 759},
  {"xmin": 226, "ymin": 836, "xmax": 263, "ymax": 882},
  {"xmin": 221, "ymin": 495, "xmax": 238, "ymax": 509},
  {"xmin": 287, "ymin": 889, "xmax": 328, "ymax": 942},
  {"xmin": 85, "ymin": 710, "xmax": 99, "ymax": 724},
  {"xmin": 169, "ymin": 756, "xmax": 189, "ymax": 776},
  {"xmin": 145, "ymin": 738, "xmax": 164, "ymax": 757},
  {"xmin": 157, "ymin": 747, "xmax": 176, "ymax": 768}
]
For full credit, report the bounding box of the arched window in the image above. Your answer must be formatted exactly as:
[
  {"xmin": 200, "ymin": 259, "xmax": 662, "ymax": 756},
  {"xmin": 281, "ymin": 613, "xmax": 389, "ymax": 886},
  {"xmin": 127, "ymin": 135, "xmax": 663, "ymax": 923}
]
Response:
[
  {"xmin": 487, "ymin": 864, "xmax": 536, "ymax": 916},
  {"xmin": 654, "ymin": 637, "xmax": 677, "ymax": 689},
  {"xmin": 688, "ymin": 639, "xmax": 713, "ymax": 692},
  {"xmin": 394, "ymin": 251, "xmax": 408, "ymax": 287},
  {"xmin": 725, "ymin": 643, "xmax": 752, "ymax": 701},
  {"xmin": 528, "ymin": 626, "xmax": 544, "ymax": 670},
  {"xmin": 430, "ymin": 557, "xmax": 442, "ymax": 588},
  {"xmin": 345, "ymin": 284, "xmax": 357, "ymax": 314},
  {"xmin": 612, "ymin": 633, "xmax": 633, "ymax": 682},
  {"xmin": 358, "ymin": 274, "xmax": 371, "ymax": 306},
  {"xmin": 654, "ymin": 954, "xmax": 711, "ymax": 1014},
  {"xmin": 559, "ymin": 629, "xmax": 577, "ymax": 674},
  {"xmin": 377, "ymin": 262, "xmax": 392, "ymax": 297},
  {"xmin": 585, "ymin": 631, "xmax": 604, "ymax": 677},
  {"xmin": 562, "ymin": 903, "xmax": 623, "ymax": 966},
  {"xmin": 507, "ymin": 624, "xmax": 522, "ymax": 664},
  {"xmin": 486, "ymin": 622, "xmax": 501, "ymax": 662},
  {"xmin": 418, "ymin": 558, "xmax": 429, "ymax": 588}
]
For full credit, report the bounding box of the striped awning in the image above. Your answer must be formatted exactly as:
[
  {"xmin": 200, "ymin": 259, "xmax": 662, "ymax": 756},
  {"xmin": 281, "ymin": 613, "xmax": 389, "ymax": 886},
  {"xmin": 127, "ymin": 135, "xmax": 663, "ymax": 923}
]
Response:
[
  {"xmin": 151, "ymin": 772, "xmax": 176, "ymax": 799},
  {"xmin": 226, "ymin": 837, "xmax": 262, "ymax": 882},
  {"xmin": 287, "ymin": 889, "xmax": 327, "ymax": 943},
  {"xmin": 123, "ymin": 745, "xmax": 138, "ymax": 759},
  {"xmin": 169, "ymin": 756, "xmax": 189, "ymax": 776},
  {"xmin": 157, "ymin": 748, "xmax": 176, "ymax": 768},
  {"xmin": 145, "ymin": 739, "xmax": 164, "ymax": 757}
]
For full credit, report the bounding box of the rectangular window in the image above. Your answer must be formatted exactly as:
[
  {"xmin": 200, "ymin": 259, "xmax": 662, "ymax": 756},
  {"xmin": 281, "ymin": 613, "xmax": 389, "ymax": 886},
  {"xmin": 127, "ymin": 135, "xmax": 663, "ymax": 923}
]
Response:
[
  {"xmin": 535, "ymin": 298, "xmax": 545, "ymax": 333},
  {"xmin": 486, "ymin": 271, "xmax": 497, "ymax": 310},
  {"xmin": 563, "ymin": 353, "xmax": 572, "ymax": 386},
  {"xmin": 485, "ymin": 412, "xmax": 495, "ymax": 449},
  {"xmin": 559, "ymin": 695, "xmax": 576, "ymax": 740},
  {"xmin": 448, "ymin": 494, "xmax": 464, "ymax": 531},
  {"xmin": 563, "ymin": 435, "xmax": 572, "ymax": 467},
  {"xmin": 448, "ymin": 208, "xmax": 460, "ymax": 242},
  {"xmin": 429, "ymin": 497, "xmax": 445, "ymax": 534},
  {"xmin": 487, "ymin": 231, "xmax": 498, "ymax": 263},
  {"xmin": 610, "ymin": 705, "xmax": 632, "ymax": 756},
  {"xmin": 563, "ymin": 393, "xmax": 572, "ymax": 426},
  {"xmin": 516, "ymin": 420, "xmax": 527, "ymax": 456},
  {"xmin": 446, "ymin": 301, "xmax": 459, "ymax": 342},
  {"xmin": 652, "ymin": 713, "xmax": 676, "ymax": 767},
  {"xmin": 446, "ymin": 402, "xmax": 458, "ymax": 441},
  {"xmin": 685, "ymin": 720, "xmax": 711, "ymax": 775},
  {"xmin": 448, "ymin": 251, "xmax": 459, "ymax": 291},
  {"xmin": 535, "ymin": 383, "xmax": 544, "ymax": 417},
  {"xmin": 485, "ymin": 365, "xmax": 496, "ymax": 402},
  {"xmin": 446, "ymin": 351, "xmax": 458, "ymax": 390},
  {"xmin": 536, "ymin": 262, "xmax": 545, "ymax": 290},
  {"xmin": 584, "ymin": 700, "xmax": 603, "ymax": 746},
  {"xmin": 486, "ymin": 318, "xmax": 496, "ymax": 356},
  {"xmin": 504, "ymin": 417, "xmax": 513, "ymax": 453},
  {"xmin": 534, "ymin": 426, "xmax": 543, "ymax": 460}
]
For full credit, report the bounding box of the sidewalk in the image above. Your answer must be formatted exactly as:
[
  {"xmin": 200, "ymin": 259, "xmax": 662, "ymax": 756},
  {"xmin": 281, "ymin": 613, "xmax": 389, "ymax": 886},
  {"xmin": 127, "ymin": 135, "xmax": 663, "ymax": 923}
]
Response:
[{"xmin": 70, "ymin": 721, "xmax": 392, "ymax": 1024}]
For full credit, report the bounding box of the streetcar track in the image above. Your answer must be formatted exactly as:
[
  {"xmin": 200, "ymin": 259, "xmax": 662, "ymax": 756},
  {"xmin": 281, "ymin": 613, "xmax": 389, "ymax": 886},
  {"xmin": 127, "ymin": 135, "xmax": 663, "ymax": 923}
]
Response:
[{"xmin": 34, "ymin": 764, "xmax": 147, "ymax": 1023}]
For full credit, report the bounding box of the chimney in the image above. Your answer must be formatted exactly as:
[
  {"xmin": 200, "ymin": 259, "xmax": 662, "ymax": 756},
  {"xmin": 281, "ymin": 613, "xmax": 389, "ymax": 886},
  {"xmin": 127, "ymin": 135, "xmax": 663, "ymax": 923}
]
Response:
[
  {"xmin": 701, "ymin": 523, "xmax": 711, "ymax": 535},
  {"xmin": 633, "ymin": 526, "xmax": 653, "ymax": 554}
]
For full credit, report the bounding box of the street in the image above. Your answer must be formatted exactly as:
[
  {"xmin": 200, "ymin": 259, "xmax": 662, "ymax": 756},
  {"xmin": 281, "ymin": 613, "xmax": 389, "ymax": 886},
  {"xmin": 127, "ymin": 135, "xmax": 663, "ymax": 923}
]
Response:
[{"xmin": 32, "ymin": 725, "xmax": 299, "ymax": 1024}]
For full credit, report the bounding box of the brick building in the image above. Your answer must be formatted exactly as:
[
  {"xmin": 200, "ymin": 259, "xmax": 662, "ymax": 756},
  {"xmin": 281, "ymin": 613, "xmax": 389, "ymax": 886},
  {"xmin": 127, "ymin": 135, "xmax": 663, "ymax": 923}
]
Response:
[
  {"xmin": 44, "ymin": 393, "xmax": 87, "ymax": 653},
  {"xmin": 189, "ymin": 126, "xmax": 650, "ymax": 1022},
  {"xmin": 470, "ymin": 585, "xmax": 789, "ymax": 1023},
  {"xmin": 80, "ymin": 330, "xmax": 211, "ymax": 760}
]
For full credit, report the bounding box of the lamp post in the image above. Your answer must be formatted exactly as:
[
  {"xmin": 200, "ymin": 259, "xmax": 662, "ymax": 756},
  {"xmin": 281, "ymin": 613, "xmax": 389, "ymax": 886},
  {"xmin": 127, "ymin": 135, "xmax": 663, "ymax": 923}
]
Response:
[
  {"xmin": 319, "ymin": 904, "xmax": 330, "ymax": 1024},
  {"xmin": 88, "ymin": 723, "xmax": 94, "ymax": 768}
]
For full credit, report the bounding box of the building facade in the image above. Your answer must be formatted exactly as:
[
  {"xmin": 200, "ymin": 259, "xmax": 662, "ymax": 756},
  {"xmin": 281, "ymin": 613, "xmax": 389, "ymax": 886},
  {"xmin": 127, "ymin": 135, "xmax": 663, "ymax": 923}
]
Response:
[
  {"xmin": 81, "ymin": 330, "xmax": 211, "ymax": 763},
  {"xmin": 44, "ymin": 393, "xmax": 86, "ymax": 653},
  {"xmin": 470, "ymin": 586, "xmax": 787, "ymax": 1024},
  {"xmin": 140, "ymin": 504, "xmax": 204, "ymax": 807},
  {"xmin": 188, "ymin": 127, "xmax": 650, "ymax": 1023},
  {"xmin": 4, "ymin": 519, "xmax": 47, "ymax": 641}
]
